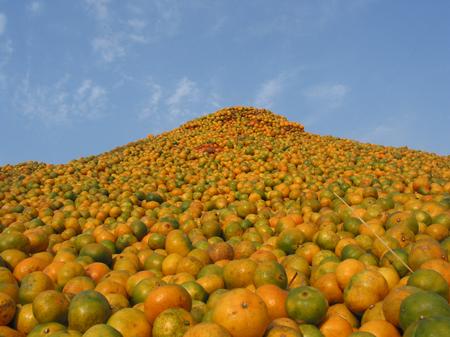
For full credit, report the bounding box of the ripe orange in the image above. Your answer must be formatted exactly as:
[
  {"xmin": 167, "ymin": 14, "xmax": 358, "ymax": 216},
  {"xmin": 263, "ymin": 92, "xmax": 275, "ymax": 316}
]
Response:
[
  {"xmin": 359, "ymin": 320, "xmax": 400, "ymax": 337},
  {"xmin": 107, "ymin": 308, "xmax": 151, "ymax": 337},
  {"xmin": 255, "ymin": 284, "xmax": 288, "ymax": 320},
  {"xmin": 143, "ymin": 284, "xmax": 192, "ymax": 324},
  {"xmin": 320, "ymin": 315, "xmax": 353, "ymax": 337},
  {"xmin": 0, "ymin": 292, "xmax": 16, "ymax": 326},
  {"xmin": 211, "ymin": 288, "xmax": 270, "ymax": 337},
  {"xmin": 184, "ymin": 322, "xmax": 232, "ymax": 337}
]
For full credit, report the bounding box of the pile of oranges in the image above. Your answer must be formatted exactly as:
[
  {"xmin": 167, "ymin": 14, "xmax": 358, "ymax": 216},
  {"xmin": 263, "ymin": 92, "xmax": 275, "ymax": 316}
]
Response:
[{"xmin": 0, "ymin": 106, "xmax": 449, "ymax": 337}]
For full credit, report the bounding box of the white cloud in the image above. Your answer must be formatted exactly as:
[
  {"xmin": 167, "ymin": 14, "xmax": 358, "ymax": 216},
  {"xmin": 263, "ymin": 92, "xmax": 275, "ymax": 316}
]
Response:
[
  {"xmin": 303, "ymin": 83, "xmax": 350, "ymax": 108},
  {"xmin": 92, "ymin": 35, "xmax": 126, "ymax": 63},
  {"xmin": 139, "ymin": 82, "xmax": 162, "ymax": 120},
  {"xmin": 74, "ymin": 79, "xmax": 107, "ymax": 118},
  {"xmin": 302, "ymin": 83, "xmax": 351, "ymax": 127},
  {"xmin": 84, "ymin": 0, "xmax": 111, "ymax": 21},
  {"xmin": 154, "ymin": 0, "xmax": 181, "ymax": 37},
  {"xmin": 0, "ymin": 39, "xmax": 12, "ymax": 68},
  {"xmin": 254, "ymin": 76, "xmax": 284, "ymax": 108},
  {"xmin": 14, "ymin": 77, "xmax": 108, "ymax": 125},
  {"xmin": 84, "ymin": 1, "xmax": 181, "ymax": 63},
  {"xmin": 138, "ymin": 76, "xmax": 221, "ymax": 125},
  {"xmin": 166, "ymin": 77, "xmax": 200, "ymax": 117},
  {"xmin": 208, "ymin": 91, "xmax": 222, "ymax": 108},
  {"xmin": 138, "ymin": 77, "xmax": 223, "ymax": 129},
  {"xmin": 359, "ymin": 114, "xmax": 411, "ymax": 147},
  {"xmin": 27, "ymin": 1, "xmax": 44, "ymax": 15},
  {"xmin": 0, "ymin": 13, "xmax": 6, "ymax": 35},
  {"xmin": 167, "ymin": 78, "xmax": 198, "ymax": 106},
  {"xmin": 127, "ymin": 18, "xmax": 147, "ymax": 30}
]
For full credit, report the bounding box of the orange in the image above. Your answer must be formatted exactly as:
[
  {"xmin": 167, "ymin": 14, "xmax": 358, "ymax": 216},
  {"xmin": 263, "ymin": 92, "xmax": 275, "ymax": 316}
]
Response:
[
  {"xmin": 402, "ymin": 316, "xmax": 450, "ymax": 337},
  {"xmin": 211, "ymin": 288, "xmax": 270, "ymax": 337},
  {"xmin": 382, "ymin": 285, "xmax": 421, "ymax": 327},
  {"xmin": 82, "ymin": 324, "xmax": 123, "ymax": 337},
  {"xmin": 27, "ymin": 322, "xmax": 66, "ymax": 337},
  {"xmin": 196, "ymin": 274, "xmax": 224, "ymax": 294},
  {"xmin": 68, "ymin": 290, "xmax": 112, "ymax": 333},
  {"xmin": 276, "ymin": 228, "xmax": 305, "ymax": 254},
  {"xmin": 0, "ymin": 232, "xmax": 30, "ymax": 253},
  {"xmin": 18, "ymin": 271, "xmax": 54, "ymax": 304},
  {"xmin": 152, "ymin": 307, "xmax": 194, "ymax": 337},
  {"xmin": 207, "ymin": 242, "xmax": 234, "ymax": 262},
  {"xmin": 336, "ymin": 259, "xmax": 366, "ymax": 290},
  {"xmin": 253, "ymin": 260, "xmax": 287, "ymax": 289},
  {"xmin": 343, "ymin": 270, "xmax": 388, "ymax": 315},
  {"xmin": 376, "ymin": 267, "xmax": 400, "ymax": 291},
  {"xmin": 326, "ymin": 303, "xmax": 358, "ymax": 328},
  {"xmin": 107, "ymin": 308, "xmax": 152, "ymax": 337},
  {"xmin": 95, "ymin": 279, "xmax": 127, "ymax": 297},
  {"xmin": 131, "ymin": 277, "xmax": 165, "ymax": 304},
  {"xmin": 62, "ymin": 276, "xmax": 95, "ymax": 298},
  {"xmin": 255, "ymin": 284, "xmax": 288, "ymax": 320},
  {"xmin": 0, "ymin": 292, "xmax": 16, "ymax": 325},
  {"xmin": 165, "ymin": 230, "xmax": 192, "ymax": 256},
  {"xmin": 407, "ymin": 268, "xmax": 448, "ymax": 299},
  {"xmin": 420, "ymin": 258, "xmax": 450, "ymax": 286},
  {"xmin": 223, "ymin": 258, "xmax": 257, "ymax": 289},
  {"xmin": 399, "ymin": 290, "xmax": 450, "ymax": 331},
  {"xmin": 281, "ymin": 255, "xmax": 310, "ymax": 278},
  {"xmin": 105, "ymin": 293, "xmax": 129, "ymax": 314},
  {"xmin": 0, "ymin": 326, "xmax": 25, "ymax": 337},
  {"xmin": 348, "ymin": 333, "xmax": 376, "ymax": 337},
  {"xmin": 359, "ymin": 320, "xmax": 400, "ymax": 337},
  {"xmin": 144, "ymin": 284, "xmax": 192, "ymax": 324},
  {"xmin": 408, "ymin": 239, "xmax": 446, "ymax": 270},
  {"xmin": 269, "ymin": 317, "xmax": 300, "ymax": 330},
  {"xmin": 286, "ymin": 286, "xmax": 328, "ymax": 325},
  {"xmin": 320, "ymin": 315, "xmax": 353, "ymax": 337},
  {"xmin": 56, "ymin": 261, "xmax": 86, "ymax": 288},
  {"xmin": 14, "ymin": 303, "xmax": 38, "ymax": 334},
  {"xmin": 125, "ymin": 270, "xmax": 157, "ymax": 295},
  {"xmin": 79, "ymin": 243, "xmax": 113, "ymax": 267},
  {"xmin": 264, "ymin": 325, "xmax": 303, "ymax": 336},
  {"xmin": 312, "ymin": 273, "xmax": 343, "ymax": 304},
  {"xmin": 183, "ymin": 322, "xmax": 232, "ymax": 337},
  {"xmin": 13, "ymin": 257, "xmax": 49, "ymax": 281},
  {"xmin": 361, "ymin": 301, "xmax": 385, "ymax": 324},
  {"xmin": 43, "ymin": 261, "xmax": 65, "ymax": 283},
  {"xmin": 295, "ymin": 242, "xmax": 321, "ymax": 264},
  {"xmin": 176, "ymin": 256, "xmax": 203, "ymax": 277},
  {"xmin": 32, "ymin": 290, "xmax": 69, "ymax": 324}
]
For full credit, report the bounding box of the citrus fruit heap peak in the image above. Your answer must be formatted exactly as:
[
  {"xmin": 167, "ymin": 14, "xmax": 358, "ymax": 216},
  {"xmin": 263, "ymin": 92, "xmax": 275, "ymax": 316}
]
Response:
[{"xmin": 0, "ymin": 106, "xmax": 450, "ymax": 337}]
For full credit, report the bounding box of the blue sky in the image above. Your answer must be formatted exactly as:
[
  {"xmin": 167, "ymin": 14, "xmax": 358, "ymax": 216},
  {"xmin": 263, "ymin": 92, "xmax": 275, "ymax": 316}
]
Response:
[{"xmin": 0, "ymin": 0, "xmax": 449, "ymax": 165}]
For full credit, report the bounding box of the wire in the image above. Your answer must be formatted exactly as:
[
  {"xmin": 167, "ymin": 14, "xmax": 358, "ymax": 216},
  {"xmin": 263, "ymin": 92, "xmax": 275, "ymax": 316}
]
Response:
[{"xmin": 333, "ymin": 192, "xmax": 414, "ymax": 274}]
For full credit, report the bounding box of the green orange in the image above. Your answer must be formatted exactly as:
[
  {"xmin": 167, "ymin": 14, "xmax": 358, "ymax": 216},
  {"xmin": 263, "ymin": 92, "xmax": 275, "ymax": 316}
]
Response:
[
  {"xmin": 27, "ymin": 322, "xmax": 66, "ymax": 337},
  {"xmin": 403, "ymin": 315, "xmax": 450, "ymax": 337},
  {"xmin": 253, "ymin": 260, "xmax": 288, "ymax": 289},
  {"xmin": 407, "ymin": 269, "xmax": 449, "ymax": 299},
  {"xmin": 68, "ymin": 290, "xmax": 112, "ymax": 333},
  {"xmin": 286, "ymin": 286, "xmax": 328, "ymax": 325},
  {"xmin": 82, "ymin": 324, "xmax": 123, "ymax": 337},
  {"xmin": 399, "ymin": 290, "xmax": 450, "ymax": 330},
  {"xmin": 152, "ymin": 307, "xmax": 194, "ymax": 337},
  {"xmin": 32, "ymin": 290, "xmax": 69, "ymax": 324},
  {"xmin": 79, "ymin": 243, "xmax": 113, "ymax": 267}
]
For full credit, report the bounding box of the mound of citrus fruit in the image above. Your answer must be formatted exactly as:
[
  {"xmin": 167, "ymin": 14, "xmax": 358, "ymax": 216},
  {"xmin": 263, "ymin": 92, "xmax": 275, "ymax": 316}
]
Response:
[{"xmin": 0, "ymin": 106, "xmax": 449, "ymax": 337}]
